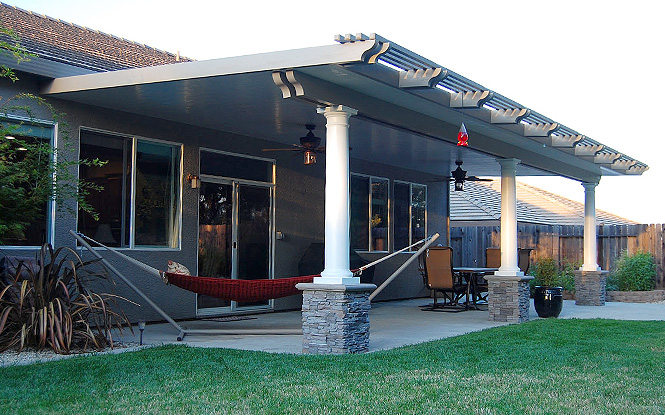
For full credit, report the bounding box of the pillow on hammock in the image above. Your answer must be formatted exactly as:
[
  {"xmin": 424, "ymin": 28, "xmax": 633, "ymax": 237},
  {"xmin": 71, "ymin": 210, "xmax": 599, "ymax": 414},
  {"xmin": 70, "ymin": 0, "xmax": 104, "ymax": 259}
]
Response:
[{"xmin": 167, "ymin": 260, "xmax": 191, "ymax": 276}]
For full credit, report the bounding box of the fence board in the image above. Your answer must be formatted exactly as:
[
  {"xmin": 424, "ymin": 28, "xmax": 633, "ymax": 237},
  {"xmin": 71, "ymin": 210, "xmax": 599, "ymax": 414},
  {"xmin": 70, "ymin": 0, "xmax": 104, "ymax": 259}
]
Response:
[{"xmin": 451, "ymin": 223, "xmax": 664, "ymax": 289}]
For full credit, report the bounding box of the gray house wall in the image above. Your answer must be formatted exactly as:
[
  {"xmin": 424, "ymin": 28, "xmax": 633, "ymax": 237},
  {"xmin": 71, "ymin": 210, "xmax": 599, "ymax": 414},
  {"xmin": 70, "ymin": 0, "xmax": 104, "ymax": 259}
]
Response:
[{"xmin": 1, "ymin": 72, "xmax": 448, "ymax": 322}]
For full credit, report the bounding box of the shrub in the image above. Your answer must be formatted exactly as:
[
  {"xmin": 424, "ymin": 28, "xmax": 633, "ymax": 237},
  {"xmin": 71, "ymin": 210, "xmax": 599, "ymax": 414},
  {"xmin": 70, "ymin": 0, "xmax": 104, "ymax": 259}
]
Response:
[
  {"xmin": 610, "ymin": 251, "xmax": 656, "ymax": 291},
  {"xmin": 559, "ymin": 259, "xmax": 581, "ymax": 293},
  {"xmin": 531, "ymin": 257, "xmax": 560, "ymax": 287},
  {"xmin": 0, "ymin": 244, "xmax": 133, "ymax": 353}
]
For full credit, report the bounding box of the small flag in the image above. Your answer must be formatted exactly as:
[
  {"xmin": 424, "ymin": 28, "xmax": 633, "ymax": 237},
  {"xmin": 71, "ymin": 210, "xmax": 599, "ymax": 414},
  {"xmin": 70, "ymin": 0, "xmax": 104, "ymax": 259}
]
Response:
[{"xmin": 457, "ymin": 123, "xmax": 468, "ymax": 146}]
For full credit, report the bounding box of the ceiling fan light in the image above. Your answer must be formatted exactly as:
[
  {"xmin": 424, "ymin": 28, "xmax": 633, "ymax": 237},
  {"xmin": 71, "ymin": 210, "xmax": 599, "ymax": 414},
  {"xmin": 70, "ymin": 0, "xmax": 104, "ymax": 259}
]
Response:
[{"xmin": 304, "ymin": 150, "xmax": 317, "ymax": 165}]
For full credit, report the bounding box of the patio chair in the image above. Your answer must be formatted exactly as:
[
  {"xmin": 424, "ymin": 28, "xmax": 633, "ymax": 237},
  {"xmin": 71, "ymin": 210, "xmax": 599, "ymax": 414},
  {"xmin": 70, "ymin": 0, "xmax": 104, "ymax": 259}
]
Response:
[
  {"xmin": 518, "ymin": 248, "xmax": 533, "ymax": 274},
  {"xmin": 486, "ymin": 247, "xmax": 532, "ymax": 273},
  {"xmin": 418, "ymin": 246, "xmax": 466, "ymax": 312},
  {"xmin": 485, "ymin": 247, "xmax": 501, "ymax": 268}
]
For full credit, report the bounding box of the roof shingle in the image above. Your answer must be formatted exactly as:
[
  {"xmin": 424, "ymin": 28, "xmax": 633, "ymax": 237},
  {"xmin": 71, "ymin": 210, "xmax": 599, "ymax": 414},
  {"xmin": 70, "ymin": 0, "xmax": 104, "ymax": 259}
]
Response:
[
  {"xmin": 0, "ymin": 2, "xmax": 193, "ymax": 72},
  {"xmin": 450, "ymin": 180, "xmax": 636, "ymax": 226}
]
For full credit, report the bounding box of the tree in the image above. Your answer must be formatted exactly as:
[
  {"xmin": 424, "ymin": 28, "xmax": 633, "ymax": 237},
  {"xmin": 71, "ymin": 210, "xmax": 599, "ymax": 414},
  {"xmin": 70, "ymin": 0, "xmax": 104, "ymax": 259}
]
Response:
[{"xmin": 0, "ymin": 26, "xmax": 104, "ymax": 244}]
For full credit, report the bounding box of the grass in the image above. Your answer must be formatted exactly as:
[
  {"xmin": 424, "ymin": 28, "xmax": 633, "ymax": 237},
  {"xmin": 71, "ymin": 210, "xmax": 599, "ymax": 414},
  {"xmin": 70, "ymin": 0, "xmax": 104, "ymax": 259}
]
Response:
[{"xmin": 1, "ymin": 319, "xmax": 664, "ymax": 414}]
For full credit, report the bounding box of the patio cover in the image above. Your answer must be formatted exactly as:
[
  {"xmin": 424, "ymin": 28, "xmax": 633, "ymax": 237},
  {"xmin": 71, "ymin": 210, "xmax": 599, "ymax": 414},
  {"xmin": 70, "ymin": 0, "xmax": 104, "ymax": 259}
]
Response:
[{"xmin": 42, "ymin": 33, "xmax": 647, "ymax": 182}]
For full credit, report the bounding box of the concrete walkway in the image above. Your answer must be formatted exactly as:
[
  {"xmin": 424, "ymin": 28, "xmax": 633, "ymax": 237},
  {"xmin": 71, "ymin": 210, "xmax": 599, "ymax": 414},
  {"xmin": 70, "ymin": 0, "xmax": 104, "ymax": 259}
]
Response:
[{"xmin": 119, "ymin": 298, "xmax": 665, "ymax": 354}]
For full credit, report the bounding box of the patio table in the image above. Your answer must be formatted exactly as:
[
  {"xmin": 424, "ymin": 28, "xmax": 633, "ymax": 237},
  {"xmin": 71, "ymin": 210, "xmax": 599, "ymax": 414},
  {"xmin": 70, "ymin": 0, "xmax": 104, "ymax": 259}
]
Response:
[{"xmin": 453, "ymin": 267, "xmax": 498, "ymax": 310}]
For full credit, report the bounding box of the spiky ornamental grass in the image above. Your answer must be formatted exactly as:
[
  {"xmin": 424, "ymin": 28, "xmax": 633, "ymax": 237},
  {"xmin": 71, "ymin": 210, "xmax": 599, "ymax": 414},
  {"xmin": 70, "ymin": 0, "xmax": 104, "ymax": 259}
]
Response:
[
  {"xmin": 0, "ymin": 244, "xmax": 133, "ymax": 353},
  {"xmin": 1, "ymin": 319, "xmax": 664, "ymax": 414}
]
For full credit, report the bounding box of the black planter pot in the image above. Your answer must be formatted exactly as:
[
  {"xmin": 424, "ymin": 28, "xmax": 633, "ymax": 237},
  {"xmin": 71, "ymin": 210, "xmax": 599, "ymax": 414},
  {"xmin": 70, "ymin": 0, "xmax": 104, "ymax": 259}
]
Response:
[{"xmin": 533, "ymin": 286, "xmax": 563, "ymax": 318}]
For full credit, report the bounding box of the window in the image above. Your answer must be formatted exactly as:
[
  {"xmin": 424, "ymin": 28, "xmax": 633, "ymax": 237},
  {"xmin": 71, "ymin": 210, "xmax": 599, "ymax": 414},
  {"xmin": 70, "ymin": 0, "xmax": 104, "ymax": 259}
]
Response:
[
  {"xmin": 394, "ymin": 181, "xmax": 427, "ymax": 250},
  {"xmin": 0, "ymin": 118, "xmax": 54, "ymax": 247},
  {"xmin": 350, "ymin": 175, "xmax": 389, "ymax": 252},
  {"xmin": 78, "ymin": 130, "xmax": 181, "ymax": 248}
]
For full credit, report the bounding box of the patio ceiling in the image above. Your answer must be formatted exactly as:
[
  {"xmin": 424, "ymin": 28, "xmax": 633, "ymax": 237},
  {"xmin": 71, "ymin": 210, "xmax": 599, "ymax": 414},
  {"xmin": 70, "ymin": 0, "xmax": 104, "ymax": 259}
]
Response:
[{"xmin": 42, "ymin": 34, "xmax": 648, "ymax": 182}]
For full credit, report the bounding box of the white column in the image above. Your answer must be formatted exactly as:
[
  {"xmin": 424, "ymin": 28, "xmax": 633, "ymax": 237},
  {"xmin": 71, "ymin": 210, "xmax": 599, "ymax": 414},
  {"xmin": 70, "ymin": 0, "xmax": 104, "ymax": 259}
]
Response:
[
  {"xmin": 315, "ymin": 105, "xmax": 359, "ymax": 284},
  {"xmin": 495, "ymin": 158, "xmax": 523, "ymax": 277},
  {"xmin": 581, "ymin": 181, "xmax": 601, "ymax": 271}
]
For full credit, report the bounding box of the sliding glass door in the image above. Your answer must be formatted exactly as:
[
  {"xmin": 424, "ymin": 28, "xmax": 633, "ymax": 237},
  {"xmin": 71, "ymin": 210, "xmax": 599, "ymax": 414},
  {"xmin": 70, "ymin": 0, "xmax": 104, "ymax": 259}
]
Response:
[{"xmin": 197, "ymin": 179, "xmax": 273, "ymax": 315}]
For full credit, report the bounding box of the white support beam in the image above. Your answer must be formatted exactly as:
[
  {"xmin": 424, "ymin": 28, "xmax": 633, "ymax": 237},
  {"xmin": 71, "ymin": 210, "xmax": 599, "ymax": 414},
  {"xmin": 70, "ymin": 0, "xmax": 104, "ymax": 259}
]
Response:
[
  {"xmin": 594, "ymin": 152, "xmax": 621, "ymax": 165},
  {"xmin": 316, "ymin": 105, "xmax": 359, "ymax": 285},
  {"xmin": 450, "ymin": 90, "xmax": 493, "ymax": 108},
  {"xmin": 490, "ymin": 108, "xmax": 530, "ymax": 124},
  {"xmin": 581, "ymin": 182, "xmax": 601, "ymax": 272},
  {"xmin": 495, "ymin": 158, "xmax": 523, "ymax": 277},
  {"xmin": 399, "ymin": 68, "xmax": 447, "ymax": 88}
]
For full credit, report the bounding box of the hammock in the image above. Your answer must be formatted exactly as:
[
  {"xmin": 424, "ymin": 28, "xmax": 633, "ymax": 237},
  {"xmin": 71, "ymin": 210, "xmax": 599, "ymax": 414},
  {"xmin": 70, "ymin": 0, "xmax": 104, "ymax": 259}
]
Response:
[
  {"xmin": 73, "ymin": 231, "xmax": 437, "ymax": 303},
  {"xmin": 70, "ymin": 230, "xmax": 439, "ymax": 340},
  {"xmin": 162, "ymin": 272, "xmax": 317, "ymax": 303}
]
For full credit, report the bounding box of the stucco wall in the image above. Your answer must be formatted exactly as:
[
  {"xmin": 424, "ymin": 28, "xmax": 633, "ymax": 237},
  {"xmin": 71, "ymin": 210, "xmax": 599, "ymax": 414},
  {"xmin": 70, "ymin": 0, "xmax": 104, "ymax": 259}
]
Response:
[{"xmin": 1, "ymin": 73, "xmax": 449, "ymax": 322}]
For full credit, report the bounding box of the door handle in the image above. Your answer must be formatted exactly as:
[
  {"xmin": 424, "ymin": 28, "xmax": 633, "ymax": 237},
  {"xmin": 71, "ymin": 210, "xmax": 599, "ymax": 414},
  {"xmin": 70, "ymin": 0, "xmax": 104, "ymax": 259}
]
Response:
[{"xmin": 233, "ymin": 241, "xmax": 237, "ymax": 249}]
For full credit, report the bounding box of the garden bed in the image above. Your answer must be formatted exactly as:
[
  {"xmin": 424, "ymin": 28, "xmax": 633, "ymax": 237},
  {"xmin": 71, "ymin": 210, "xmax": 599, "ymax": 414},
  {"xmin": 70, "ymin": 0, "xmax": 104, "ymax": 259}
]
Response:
[{"xmin": 606, "ymin": 290, "xmax": 665, "ymax": 303}]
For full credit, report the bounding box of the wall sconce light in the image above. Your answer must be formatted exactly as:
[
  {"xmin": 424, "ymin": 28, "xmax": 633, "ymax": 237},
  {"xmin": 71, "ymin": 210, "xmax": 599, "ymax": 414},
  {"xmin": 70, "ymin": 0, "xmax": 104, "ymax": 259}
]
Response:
[{"xmin": 187, "ymin": 174, "xmax": 200, "ymax": 189}]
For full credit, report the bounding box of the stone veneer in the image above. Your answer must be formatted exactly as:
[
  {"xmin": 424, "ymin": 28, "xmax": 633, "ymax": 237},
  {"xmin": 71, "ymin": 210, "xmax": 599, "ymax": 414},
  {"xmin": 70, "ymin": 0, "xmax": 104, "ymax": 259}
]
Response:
[
  {"xmin": 296, "ymin": 283, "xmax": 376, "ymax": 355},
  {"xmin": 574, "ymin": 270, "xmax": 608, "ymax": 306},
  {"xmin": 606, "ymin": 290, "xmax": 665, "ymax": 303},
  {"xmin": 485, "ymin": 275, "xmax": 533, "ymax": 323}
]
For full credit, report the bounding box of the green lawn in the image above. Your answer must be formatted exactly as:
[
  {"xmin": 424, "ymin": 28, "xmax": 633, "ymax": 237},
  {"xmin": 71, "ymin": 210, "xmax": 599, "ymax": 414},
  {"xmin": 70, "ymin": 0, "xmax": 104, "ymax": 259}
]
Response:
[{"xmin": 1, "ymin": 319, "xmax": 664, "ymax": 414}]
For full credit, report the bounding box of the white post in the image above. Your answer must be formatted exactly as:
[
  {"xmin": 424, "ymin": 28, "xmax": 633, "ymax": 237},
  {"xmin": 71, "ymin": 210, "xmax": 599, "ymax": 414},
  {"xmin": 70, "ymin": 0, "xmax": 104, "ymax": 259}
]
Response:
[
  {"xmin": 495, "ymin": 158, "xmax": 523, "ymax": 277},
  {"xmin": 316, "ymin": 105, "xmax": 359, "ymax": 284},
  {"xmin": 581, "ymin": 181, "xmax": 601, "ymax": 271}
]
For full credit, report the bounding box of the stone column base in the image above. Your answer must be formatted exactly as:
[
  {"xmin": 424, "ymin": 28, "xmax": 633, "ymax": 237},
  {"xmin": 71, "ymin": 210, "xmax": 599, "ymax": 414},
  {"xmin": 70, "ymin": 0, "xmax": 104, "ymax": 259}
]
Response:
[
  {"xmin": 296, "ymin": 283, "xmax": 376, "ymax": 354},
  {"xmin": 485, "ymin": 275, "xmax": 534, "ymax": 323},
  {"xmin": 574, "ymin": 270, "xmax": 608, "ymax": 306}
]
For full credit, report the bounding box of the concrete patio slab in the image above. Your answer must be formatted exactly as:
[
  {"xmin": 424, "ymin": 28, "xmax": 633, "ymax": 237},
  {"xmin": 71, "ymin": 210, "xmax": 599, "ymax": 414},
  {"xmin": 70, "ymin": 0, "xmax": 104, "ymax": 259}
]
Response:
[{"xmin": 119, "ymin": 298, "xmax": 665, "ymax": 354}]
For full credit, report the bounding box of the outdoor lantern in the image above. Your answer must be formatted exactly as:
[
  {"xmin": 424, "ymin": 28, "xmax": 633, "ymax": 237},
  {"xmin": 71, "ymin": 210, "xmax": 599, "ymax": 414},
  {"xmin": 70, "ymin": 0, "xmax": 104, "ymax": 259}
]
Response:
[
  {"xmin": 304, "ymin": 150, "xmax": 317, "ymax": 165},
  {"xmin": 451, "ymin": 162, "xmax": 467, "ymax": 191}
]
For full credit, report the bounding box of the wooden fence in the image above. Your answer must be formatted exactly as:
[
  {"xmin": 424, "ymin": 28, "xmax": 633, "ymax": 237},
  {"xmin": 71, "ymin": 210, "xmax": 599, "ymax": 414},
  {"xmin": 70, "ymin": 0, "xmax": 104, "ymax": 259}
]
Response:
[{"xmin": 450, "ymin": 224, "xmax": 665, "ymax": 289}]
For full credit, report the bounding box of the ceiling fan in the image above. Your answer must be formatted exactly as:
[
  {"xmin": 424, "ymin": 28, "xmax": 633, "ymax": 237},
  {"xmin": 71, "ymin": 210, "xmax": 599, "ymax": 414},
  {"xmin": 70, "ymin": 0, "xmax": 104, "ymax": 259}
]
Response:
[
  {"xmin": 262, "ymin": 124, "xmax": 324, "ymax": 165},
  {"xmin": 430, "ymin": 160, "xmax": 492, "ymax": 191}
]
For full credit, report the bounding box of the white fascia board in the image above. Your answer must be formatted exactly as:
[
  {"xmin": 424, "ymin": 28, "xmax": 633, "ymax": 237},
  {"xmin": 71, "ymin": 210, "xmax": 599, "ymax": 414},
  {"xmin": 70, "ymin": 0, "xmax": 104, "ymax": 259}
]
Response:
[
  {"xmin": 0, "ymin": 55, "xmax": 96, "ymax": 78},
  {"xmin": 43, "ymin": 41, "xmax": 377, "ymax": 95}
]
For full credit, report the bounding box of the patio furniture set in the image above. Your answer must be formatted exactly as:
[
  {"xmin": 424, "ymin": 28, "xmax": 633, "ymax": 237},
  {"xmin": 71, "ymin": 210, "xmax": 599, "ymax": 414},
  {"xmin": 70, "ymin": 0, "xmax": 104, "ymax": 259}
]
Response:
[{"xmin": 419, "ymin": 247, "xmax": 532, "ymax": 312}]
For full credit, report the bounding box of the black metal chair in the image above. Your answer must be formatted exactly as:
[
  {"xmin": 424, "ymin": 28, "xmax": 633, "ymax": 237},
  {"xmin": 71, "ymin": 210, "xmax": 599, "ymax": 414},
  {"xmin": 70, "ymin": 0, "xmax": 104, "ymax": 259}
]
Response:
[{"xmin": 418, "ymin": 246, "xmax": 467, "ymax": 312}]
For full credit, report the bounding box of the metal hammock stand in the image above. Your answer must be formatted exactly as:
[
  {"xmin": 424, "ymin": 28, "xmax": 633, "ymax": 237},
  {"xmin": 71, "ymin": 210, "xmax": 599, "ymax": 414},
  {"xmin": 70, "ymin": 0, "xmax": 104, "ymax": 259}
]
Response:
[{"xmin": 70, "ymin": 230, "xmax": 439, "ymax": 340}]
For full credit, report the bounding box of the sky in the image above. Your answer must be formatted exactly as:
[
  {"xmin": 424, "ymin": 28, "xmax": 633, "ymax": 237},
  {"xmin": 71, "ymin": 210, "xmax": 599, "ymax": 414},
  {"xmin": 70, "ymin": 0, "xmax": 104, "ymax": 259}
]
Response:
[{"xmin": 7, "ymin": 0, "xmax": 665, "ymax": 224}]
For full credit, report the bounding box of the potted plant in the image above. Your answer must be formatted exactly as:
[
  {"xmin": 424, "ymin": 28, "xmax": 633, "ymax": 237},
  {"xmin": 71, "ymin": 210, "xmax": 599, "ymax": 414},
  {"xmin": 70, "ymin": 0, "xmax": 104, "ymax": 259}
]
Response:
[{"xmin": 531, "ymin": 257, "xmax": 563, "ymax": 318}]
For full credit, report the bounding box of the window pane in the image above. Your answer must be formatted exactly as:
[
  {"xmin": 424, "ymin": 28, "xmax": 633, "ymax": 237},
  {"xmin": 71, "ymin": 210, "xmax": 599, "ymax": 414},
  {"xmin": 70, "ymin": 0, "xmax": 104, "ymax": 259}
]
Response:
[
  {"xmin": 350, "ymin": 175, "xmax": 369, "ymax": 251},
  {"xmin": 411, "ymin": 184, "xmax": 427, "ymax": 244},
  {"xmin": 78, "ymin": 131, "xmax": 129, "ymax": 247},
  {"xmin": 393, "ymin": 182, "xmax": 410, "ymax": 250},
  {"xmin": 0, "ymin": 121, "xmax": 52, "ymax": 246},
  {"xmin": 370, "ymin": 179, "xmax": 388, "ymax": 251},
  {"xmin": 135, "ymin": 141, "xmax": 180, "ymax": 247},
  {"xmin": 200, "ymin": 151, "xmax": 273, "ymax": 183}
]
